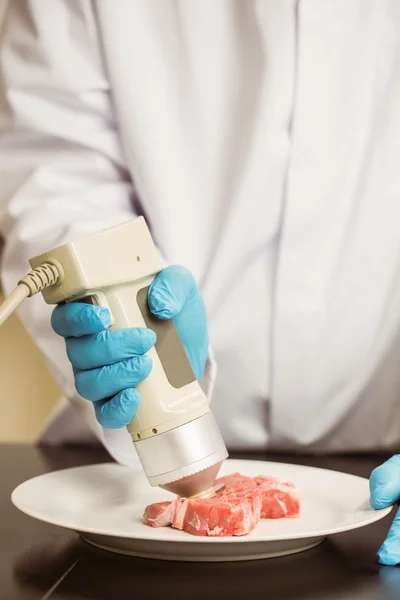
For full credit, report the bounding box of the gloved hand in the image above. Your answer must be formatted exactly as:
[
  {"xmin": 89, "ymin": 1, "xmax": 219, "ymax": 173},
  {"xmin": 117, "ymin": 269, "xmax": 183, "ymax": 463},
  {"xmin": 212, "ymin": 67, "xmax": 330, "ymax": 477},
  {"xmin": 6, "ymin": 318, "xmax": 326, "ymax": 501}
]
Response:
[
  {"xmin": 370, "ymin": 455, "xmax": 400, "ymax": 565},
  {"xmin": 51, "ymin": 265, "xmax": 209, "ymax": 429}
]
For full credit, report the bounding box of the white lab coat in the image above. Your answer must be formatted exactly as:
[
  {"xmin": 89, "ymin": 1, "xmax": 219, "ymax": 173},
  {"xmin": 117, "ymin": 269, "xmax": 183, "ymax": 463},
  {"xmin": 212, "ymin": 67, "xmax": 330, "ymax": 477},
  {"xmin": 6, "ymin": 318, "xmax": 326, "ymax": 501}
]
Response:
[{"xmin": 1, "ymin": 0, "xmax": 400, "ymax": 464}]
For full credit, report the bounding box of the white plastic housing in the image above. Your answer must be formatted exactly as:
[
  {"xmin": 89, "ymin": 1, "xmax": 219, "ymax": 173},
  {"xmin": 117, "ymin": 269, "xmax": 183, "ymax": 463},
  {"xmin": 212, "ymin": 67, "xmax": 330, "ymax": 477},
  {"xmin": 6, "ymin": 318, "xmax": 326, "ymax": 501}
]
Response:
[{"xmin": 29, "ymin": 217, "xmax": 228, "ymax": 486}]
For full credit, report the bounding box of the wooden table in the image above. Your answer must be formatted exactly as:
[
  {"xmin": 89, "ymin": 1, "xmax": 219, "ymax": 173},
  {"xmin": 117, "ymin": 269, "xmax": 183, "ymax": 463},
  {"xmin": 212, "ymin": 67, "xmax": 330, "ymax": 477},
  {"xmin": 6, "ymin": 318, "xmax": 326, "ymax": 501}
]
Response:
[{"xmin": 1, "ymin": 445, "xmax": 399, "ymax": 600}]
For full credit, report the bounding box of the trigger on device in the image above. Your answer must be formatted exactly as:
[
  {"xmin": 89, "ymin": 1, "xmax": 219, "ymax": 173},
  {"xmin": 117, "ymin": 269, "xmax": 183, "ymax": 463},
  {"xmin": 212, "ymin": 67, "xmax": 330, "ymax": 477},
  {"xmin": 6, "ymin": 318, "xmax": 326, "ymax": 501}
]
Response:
[{"xmin": 71, "ymin": 292, "xmax": 115, "ymax": 326}]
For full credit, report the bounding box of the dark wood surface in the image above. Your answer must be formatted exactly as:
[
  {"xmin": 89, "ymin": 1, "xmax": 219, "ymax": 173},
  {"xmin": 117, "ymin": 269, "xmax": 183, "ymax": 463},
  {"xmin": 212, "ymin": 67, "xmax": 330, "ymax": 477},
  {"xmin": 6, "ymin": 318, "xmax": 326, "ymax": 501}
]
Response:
[{"xmin": 1, "ymin": 445, "xmax": 400, "ymax": 600}]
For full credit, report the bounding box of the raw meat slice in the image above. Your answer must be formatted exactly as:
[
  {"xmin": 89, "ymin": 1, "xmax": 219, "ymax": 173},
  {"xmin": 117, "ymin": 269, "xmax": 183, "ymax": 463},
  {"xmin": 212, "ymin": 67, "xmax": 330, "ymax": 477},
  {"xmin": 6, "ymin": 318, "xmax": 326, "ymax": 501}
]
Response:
[
  {"xmin": 215, "ymin": 472, "xmax": 300, "ymax": 519},
  {"xmin": 215, "ymin": 472, "xmax": 258, "ymax": 494},
  {"xmin": 171, "ymin": 498, "xmax": 188, "ymax": 531},
  {"xmin": 143, "ymin": 491, "xmax": 261, "ymax": 536},
  {"xmin": 253, "ymin": 474, "xmax": 280, "ymax": 487},
  {"xmin": 143, "ymin": 501, "xmax": 173, "ymax": 528},
  {"xmin": 171, "ymin": 489, "xmax": 262, "ymax": 536},
  {"xmin": 143, "ymin": 471, "xmax": 300, "ymax": 536},
  {"xmin": 255, "ymin": 477, "xmax": 300, "ymax": 519}
]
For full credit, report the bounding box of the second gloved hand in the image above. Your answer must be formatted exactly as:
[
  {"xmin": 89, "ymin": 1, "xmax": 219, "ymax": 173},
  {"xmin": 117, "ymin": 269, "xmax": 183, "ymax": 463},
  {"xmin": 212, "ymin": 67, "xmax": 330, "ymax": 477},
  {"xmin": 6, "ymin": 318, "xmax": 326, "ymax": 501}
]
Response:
[
  {"xmin": 370, "ymin": 455, "xmax": 400, "ymax": 565},
  {"xmin": 51, "ymin": 265, "xmax": 209, "ymax": 428}
]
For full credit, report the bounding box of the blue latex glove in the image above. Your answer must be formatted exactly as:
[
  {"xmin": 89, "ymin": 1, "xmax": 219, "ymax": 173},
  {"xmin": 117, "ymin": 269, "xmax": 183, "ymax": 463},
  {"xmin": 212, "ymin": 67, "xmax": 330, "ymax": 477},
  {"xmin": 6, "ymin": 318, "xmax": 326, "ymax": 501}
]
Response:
[
  {"xmin": 51, "ymin": 265, "xmax": 209, "ymax": 429},
  {"xmin": 370, "ymin": 455, "xmax": 400, "ymax": 565}
]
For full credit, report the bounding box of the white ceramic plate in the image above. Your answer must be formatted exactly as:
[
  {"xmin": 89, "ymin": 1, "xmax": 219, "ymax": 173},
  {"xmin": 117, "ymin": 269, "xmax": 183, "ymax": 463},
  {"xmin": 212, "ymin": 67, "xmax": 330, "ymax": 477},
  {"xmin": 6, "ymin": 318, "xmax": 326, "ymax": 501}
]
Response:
[{"xmin": 11, "ymin": 459, "xmax": 392, "ymax": 562}]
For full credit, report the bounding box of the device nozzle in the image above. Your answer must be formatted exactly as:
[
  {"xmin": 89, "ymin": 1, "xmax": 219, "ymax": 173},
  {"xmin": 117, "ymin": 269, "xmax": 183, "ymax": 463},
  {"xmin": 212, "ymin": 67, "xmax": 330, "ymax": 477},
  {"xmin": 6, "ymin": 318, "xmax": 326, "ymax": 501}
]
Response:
[{"xmin": 160, "ymin": 461, "xmax": 223, "ymax": 498}]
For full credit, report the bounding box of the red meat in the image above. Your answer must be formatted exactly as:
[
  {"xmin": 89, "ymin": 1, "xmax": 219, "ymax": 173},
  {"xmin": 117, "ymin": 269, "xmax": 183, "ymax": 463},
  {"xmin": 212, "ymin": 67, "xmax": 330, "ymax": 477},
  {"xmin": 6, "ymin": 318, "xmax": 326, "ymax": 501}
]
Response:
[
  {"xmin": 256, "ymin": 481, "xmax": 300, "ymax": 519},
  {"xmin": 253, "ymin": 474, "xmax": 280, "ymax": 487},
  {"xmin": 143, "ymin": 472, "xmax": 300, "ymax": 536},
  {"xmin": 172, "ymin": 489, "xmax": 262, "ymax": 536},
  {"xmin": 142, "ymin": 501, "xmax": 173, "ymax": 528},
  {"xmin": 215, "ymin": 472, "xmax": 258, "ymax": 493}
]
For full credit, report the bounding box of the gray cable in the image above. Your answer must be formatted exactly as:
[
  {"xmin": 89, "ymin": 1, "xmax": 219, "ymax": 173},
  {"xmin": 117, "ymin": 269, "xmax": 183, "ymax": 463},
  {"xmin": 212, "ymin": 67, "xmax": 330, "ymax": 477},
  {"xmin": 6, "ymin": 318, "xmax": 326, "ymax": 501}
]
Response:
[
  {"xmin": 0, "ymin": 285, "xmax": 30, "ymax": 327},
  {"xmin": 0, "ymin": 262, "xmax": 63, "ymax": 327}
]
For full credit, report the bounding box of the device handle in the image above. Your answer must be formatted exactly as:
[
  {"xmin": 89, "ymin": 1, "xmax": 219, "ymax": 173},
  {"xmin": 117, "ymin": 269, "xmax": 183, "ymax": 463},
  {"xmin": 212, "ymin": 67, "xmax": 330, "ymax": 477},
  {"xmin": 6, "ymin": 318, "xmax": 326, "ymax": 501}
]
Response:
[{"xmin": 72, "ymin": 276, "xmax": 210, "ymax": 442}]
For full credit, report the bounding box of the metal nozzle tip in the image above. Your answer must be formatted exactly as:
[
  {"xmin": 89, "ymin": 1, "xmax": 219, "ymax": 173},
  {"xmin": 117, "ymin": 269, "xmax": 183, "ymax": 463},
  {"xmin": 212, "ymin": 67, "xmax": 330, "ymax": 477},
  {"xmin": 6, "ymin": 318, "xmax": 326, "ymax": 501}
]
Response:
[
  {"xmin": 160, "ymin": 461, "xmax": 223, "ymax": 498},
  {"xmin": 188, "ymin": 482, "xmax": 225, "ymax": 499}
]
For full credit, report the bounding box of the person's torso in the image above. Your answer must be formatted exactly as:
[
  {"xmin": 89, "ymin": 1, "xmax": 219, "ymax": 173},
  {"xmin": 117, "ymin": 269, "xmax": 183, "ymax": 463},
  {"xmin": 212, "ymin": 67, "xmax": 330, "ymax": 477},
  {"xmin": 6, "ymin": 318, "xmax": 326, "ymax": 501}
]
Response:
[{"xmin": 95, "ymin": 0, "xmax": 400, "ymax": 451}]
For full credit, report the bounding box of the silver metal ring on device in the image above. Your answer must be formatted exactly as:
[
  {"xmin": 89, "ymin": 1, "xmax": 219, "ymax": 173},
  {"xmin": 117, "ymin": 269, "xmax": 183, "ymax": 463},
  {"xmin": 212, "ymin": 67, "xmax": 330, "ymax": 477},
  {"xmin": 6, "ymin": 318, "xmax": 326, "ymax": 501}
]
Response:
[{"xmin": 133, "ymin": 411, "xmax": 228, "ymax": 486}]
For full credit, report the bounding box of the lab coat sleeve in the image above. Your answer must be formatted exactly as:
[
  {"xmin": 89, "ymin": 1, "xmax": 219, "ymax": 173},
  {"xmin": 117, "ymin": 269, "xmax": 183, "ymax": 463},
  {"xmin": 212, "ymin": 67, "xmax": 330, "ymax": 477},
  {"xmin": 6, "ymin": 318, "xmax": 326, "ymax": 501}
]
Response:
[
  {"xmin": 0, "ymin": 0, "xmax": 143, "ymax": 465},
  {"xmin": 0, "ymin": 1, "xmax": 216, "ymax": 465}
]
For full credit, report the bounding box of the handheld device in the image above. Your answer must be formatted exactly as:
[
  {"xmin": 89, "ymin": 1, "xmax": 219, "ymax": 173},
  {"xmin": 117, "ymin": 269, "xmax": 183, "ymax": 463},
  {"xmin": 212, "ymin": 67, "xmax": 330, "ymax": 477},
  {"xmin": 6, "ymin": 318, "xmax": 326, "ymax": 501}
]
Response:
[{"xmin": 0, "ymin": 217, "xmax": 228, "ymax": 497}]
